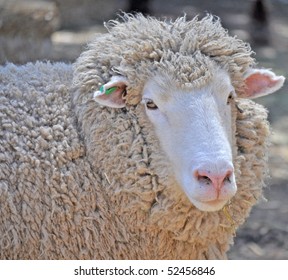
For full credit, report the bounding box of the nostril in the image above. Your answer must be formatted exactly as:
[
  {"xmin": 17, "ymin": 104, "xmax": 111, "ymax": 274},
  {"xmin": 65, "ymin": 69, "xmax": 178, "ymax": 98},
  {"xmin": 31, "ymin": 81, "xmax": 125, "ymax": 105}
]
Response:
[
  {"xmin": 194, "ymin": 171, "xmax": 212, "ymax": 185},
  {"xmin": 224, "ymin": 170, "xmax": 232, "ymax": 183},
  {"xmin": 198, "ymin": 175, "xmax": 212, "ymax": 186}
]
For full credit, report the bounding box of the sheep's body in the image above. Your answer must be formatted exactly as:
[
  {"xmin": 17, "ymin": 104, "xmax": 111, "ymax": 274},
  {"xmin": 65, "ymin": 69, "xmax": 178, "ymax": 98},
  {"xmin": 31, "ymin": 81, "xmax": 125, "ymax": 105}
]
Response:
[
  {"xmin": 0, "ymin": 62, "xmax": 269, "ymax": 259},
  {"xmin": 0, "ymin": 15, "xmax": 274, "ymax": 259}
]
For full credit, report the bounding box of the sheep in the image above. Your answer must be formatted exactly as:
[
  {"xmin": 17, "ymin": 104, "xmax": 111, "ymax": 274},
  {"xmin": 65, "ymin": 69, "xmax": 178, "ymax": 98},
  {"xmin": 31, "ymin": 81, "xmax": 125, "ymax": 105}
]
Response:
[{"xmin": 0, "ymin": 14, "xmax": 285, "ymax": 260}]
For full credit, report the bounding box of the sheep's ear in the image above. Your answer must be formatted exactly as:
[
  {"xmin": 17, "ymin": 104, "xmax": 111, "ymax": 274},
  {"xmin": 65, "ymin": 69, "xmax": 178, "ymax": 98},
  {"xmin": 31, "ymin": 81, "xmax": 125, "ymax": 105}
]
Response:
[
  {"xmin": 93, "ymin": 76, "xmax": 127, "ymax": 108},
  {"xmin": 240, "ymin": 69, "xmax": 285, "ymax": 99}
]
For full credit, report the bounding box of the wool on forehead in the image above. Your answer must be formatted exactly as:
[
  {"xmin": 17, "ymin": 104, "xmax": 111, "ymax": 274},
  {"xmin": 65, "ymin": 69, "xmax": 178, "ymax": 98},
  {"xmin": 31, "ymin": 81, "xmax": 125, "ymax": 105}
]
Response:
[{"xmin": 73, "ymin": 14, "xmax": 255, "ymax": 105}]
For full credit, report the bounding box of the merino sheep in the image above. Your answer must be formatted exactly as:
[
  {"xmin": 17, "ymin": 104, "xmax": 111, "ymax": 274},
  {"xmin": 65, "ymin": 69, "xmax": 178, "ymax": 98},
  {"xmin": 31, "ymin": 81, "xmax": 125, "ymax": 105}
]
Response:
[{"xmin": 0, "ymin": 14, "xmax": 285, "ymax": 259}]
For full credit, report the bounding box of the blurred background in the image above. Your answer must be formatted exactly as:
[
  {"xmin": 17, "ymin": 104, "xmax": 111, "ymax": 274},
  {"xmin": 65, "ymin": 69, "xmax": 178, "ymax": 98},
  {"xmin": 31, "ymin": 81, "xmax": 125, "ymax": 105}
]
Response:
[{"xmin": 0, "ymin": 0, "xmax": 287, "ymax": 259}]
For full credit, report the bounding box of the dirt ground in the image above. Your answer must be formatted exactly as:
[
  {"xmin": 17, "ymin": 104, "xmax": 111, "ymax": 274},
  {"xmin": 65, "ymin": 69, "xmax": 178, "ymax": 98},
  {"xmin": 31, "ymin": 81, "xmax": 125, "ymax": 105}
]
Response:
[{"xmin": 2, "ymin": 0, "xmax": 288, "ymax": 259}]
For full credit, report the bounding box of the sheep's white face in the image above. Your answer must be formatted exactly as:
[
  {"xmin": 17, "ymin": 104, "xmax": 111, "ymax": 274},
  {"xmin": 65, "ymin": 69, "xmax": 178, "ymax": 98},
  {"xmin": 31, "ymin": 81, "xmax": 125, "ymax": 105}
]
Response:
[
  {"xmin": 142, "ymin": 70, "xmax": 236, "ymax": 211},
  {"xmin": 93, "ymin": 67, "xmax": 284, "ymax": 212}
]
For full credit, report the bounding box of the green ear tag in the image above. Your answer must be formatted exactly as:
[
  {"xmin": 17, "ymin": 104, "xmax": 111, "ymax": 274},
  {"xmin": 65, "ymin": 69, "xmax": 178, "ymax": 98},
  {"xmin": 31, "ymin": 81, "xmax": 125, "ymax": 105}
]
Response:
[
  {"xmin": 99, "ymin": 85, "xmax": 105, "ymax": 93},
  {"xmin": 105, "ymin": 86, "xmax": 118, "ymax": 95}
]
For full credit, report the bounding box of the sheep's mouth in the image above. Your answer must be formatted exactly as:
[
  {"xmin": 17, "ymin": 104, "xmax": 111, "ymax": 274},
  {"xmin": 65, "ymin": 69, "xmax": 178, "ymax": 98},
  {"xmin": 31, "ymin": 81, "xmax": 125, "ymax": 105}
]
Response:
[
  {"xmin": 203, "ymin": 199, "xmax": 227, "ymax": 207},
  {"xmin": 192, "ymin": 198, "xmax": 228, "ymax": 212}
]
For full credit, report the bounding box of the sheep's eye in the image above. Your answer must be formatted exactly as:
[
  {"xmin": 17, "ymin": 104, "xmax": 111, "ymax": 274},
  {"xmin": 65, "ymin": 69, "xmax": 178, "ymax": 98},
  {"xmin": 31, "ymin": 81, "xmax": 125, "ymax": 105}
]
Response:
[
  {"xmin": 227, "ymin": 92, "xmax": 234, "ymax": 105},
  {"xmin": 145, "ymin": 99, "xmax": 158, "ymax": 110}
]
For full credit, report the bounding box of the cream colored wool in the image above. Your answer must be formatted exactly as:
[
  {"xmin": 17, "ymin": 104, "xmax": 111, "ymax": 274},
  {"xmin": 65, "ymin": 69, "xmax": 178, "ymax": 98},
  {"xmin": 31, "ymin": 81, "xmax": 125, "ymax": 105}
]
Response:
[{"xmin": 0, "ymin": 15, "xmax": 270, "ymax": 259}]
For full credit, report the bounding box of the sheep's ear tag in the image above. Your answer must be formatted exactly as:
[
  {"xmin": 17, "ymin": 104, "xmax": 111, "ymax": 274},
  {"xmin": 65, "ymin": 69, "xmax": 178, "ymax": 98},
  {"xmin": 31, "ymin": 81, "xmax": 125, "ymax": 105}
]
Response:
[
  {"xmin": 241, "ymin": 69, "xmax": 285, "ymax": 99},
  {"xmin": 93, "ymin": 76, "xmax": 127, "ymax": 108}
]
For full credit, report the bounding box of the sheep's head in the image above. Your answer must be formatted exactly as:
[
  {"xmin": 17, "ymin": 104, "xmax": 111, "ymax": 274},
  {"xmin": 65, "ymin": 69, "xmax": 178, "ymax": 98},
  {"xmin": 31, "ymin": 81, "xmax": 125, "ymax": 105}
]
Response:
[
  {"xmin": 73, "ymin": 14, "xmax": 285, "ymax": 212},
  {"xmin": 92, "ymin": 66, "xmax": 284, "ymax": 212}
]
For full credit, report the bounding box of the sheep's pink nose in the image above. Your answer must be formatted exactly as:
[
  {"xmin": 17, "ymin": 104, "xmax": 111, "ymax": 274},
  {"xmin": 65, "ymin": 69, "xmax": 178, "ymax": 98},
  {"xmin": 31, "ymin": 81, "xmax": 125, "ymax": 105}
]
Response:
[{"xmin": 195, "ymin": 169, "xmax": 233, "ymax": 190}]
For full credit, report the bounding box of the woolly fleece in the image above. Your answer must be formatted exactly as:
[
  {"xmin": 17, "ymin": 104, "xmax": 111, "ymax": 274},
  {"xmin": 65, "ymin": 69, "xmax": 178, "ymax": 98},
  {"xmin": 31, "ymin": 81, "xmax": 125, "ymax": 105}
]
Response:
[{"xmin": 0, "ymin": 15, "xmax": 269, "ymax": 259}]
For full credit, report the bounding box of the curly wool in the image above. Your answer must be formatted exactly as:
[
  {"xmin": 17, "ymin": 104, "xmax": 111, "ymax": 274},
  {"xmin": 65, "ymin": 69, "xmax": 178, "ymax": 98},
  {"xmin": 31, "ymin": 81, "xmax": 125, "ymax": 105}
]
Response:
[
  {"xmin": 0, "ymin": 15, "xmax": 269, "ymax": 259},
  {"xmin": 73, "ymin": 14, "xmax": 255, "ymax": 106}
]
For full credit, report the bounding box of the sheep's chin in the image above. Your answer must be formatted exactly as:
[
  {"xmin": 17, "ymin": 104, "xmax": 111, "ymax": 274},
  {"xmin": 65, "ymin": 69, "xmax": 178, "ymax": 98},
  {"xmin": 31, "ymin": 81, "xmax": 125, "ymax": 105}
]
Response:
[{"xmin": 190, "ymin": 198, "xmax": 228, "ymax": 212}]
